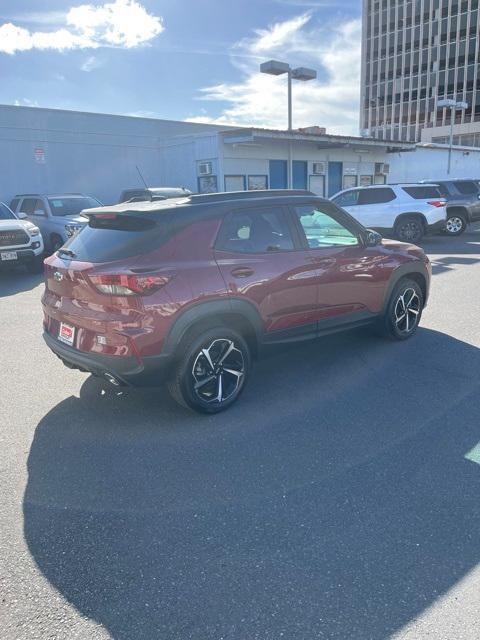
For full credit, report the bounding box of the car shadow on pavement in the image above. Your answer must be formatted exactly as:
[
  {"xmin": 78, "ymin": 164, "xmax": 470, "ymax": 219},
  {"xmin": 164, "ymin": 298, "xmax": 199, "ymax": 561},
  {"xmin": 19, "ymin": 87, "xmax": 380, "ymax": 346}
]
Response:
[
  {"xmin": 23, "ymin": 328, "xmax": 480, "ymax": 640},
  {"xmin": 0, "ymin": 270, "xmax": 43, "ymax": 297}
]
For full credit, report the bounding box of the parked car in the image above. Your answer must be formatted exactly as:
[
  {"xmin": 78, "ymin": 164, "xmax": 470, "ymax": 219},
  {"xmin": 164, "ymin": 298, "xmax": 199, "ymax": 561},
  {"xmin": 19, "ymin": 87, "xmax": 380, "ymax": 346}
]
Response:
[
  {"xmin": 0, "ymin": 201, "xmax": 44, "ymax": 273},
  {"xmin": 118, "ymin": 187, "xmax": 192, "ymax": 203},
  {"xmin": 10, "ymin": 193, "xmax": 102, "ymax": 253},
  {"xmin": 331, "ymin": 183, "xmax": 446, "ymax": 243},
  {"xmin": 420, "ymin": 179, "xmax": 480, "ymax": 235},
  {"xmin": 42, "ymin": 189, "xmax": 431, "ymax": 414}
]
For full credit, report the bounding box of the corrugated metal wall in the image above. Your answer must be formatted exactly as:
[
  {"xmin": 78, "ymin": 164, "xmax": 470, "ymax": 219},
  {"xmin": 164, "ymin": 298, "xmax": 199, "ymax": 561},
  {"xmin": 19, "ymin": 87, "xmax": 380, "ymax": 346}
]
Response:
[{"xmin": 0, "ymin": 105, "xmax": 227, "ymax": 205}]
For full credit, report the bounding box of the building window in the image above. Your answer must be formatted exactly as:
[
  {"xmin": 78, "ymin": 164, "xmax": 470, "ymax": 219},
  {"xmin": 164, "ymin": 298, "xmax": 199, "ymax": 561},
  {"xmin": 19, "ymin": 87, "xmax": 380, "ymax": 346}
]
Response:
[
  {"xmin": 224, "ymin": 175, "xmax": 246, "ymax": 192},
  {"xmin": 247, "ymin": 175, "xmax": 268, "ymax": 190},
  {"xmin": 198, "ymin": 175, "xmax": 218, "ymax": 193}
]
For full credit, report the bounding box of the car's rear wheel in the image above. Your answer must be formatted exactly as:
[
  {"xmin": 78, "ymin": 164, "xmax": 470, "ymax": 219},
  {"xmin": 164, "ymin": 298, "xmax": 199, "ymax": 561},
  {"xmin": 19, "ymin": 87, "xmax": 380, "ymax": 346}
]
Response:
[
  {"xmin": 395, "ymin": 216, "xmax": 424, "ymax": 243},
  {"xmin": 380, "ymin": 278, "xmax": 424, "ymax": 341},
  {"xmin": 167, "ymin": 327, "xmax": 251, "ymax": 413},
  {"xmin": 444, "ymin": 213, "xmax": 467, "ymax": 236}
]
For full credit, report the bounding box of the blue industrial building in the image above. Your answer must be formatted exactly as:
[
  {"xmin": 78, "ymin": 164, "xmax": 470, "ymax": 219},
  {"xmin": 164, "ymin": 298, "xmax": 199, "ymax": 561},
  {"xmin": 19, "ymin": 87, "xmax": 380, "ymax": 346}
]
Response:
[{"xmin": 0, "ymin": 104, "xmax": 413, "ymax": 205}]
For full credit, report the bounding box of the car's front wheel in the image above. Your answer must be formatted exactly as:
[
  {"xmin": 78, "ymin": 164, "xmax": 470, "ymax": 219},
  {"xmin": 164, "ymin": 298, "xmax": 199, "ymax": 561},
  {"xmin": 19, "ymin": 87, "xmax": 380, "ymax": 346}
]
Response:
[
  {"xmin": 168, "ymin": 327, "xmax": 251, "ymax": 413},
  {"xmin": 380, "ymin": 278, "xmax": 424, "ymax": 341},
  {"xmin": 445, "ymin": 213, "xmax": 467, "ymax": 236},
  {"xmin": 394, "ymin": 216, "xmax": 424, "ymax": 243}
]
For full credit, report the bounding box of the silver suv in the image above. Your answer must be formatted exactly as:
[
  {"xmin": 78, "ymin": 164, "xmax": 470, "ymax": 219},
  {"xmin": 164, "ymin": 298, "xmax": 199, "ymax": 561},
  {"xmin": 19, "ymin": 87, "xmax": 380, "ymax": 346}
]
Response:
[
  {"xmin": 10, "ymin": 193, "xmax": 102, "ymax": 253},
  {"xmin": 421, "ymin": 179, "xmax": 480, "ymax": 236},
  {"xmin": 331, "ymin": 184, "xmax": 447, "ymax": 243}
]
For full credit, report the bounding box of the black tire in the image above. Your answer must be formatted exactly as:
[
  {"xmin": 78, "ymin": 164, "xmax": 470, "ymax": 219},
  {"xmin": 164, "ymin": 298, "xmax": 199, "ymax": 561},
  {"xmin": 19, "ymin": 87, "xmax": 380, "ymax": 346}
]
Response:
[
  {"xmin": 379, "ymin": 278, "xmax": 424, "ymax": 341},
  {"xmin": 167, "ymin": 327, "xmax": 251, "ymax": 414},
  {"xmin": 444, "ymin": 213, "xmax": 467, "ymax": 236},
  {"xmin": 394, "ymin": 216, "xmax": 424, "ymax": 243},
  {"xmin": 26, "ymin": 255, "xmax": 44, "ymax": 274},
  {"xmin": 50, "ymin": 234, "xmax": 64, "ymax": 254}
]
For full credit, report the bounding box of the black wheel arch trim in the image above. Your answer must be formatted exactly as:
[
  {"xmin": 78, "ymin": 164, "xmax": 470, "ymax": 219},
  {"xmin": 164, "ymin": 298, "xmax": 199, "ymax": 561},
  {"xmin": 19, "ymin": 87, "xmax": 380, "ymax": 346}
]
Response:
[
  {"xmin": 446, "ymin": 206, "xmax": 470, "ymax": 222},
  {"xmin": 382, "ymin": 264, "xmax": 429, "ymax": 313},
  {"xmin": 161, "ymin": 298, "xmax": 263, "ymax": 358},
  {"xmin": 393, "ymin": 212, "xmax": 428, "ymax": 229}
]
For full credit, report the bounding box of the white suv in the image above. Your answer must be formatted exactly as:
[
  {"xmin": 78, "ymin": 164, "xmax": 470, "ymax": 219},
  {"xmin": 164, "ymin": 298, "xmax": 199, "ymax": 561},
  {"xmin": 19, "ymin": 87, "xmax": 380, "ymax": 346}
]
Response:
[
  {"xmin": 331, "ymin": 184, "xmax": 447, "ymax": 243},
  {"xmin": 0, "ymin": 202, "xmax": 44, "ymax": 273}
]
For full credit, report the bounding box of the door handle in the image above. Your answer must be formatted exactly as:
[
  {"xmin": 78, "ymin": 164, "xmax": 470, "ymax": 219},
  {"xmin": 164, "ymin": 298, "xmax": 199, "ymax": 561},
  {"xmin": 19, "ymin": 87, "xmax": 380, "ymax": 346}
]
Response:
[
  {"xmin": 231, "ymin": 267, "xmax": 254, "ymax": 278},
  {"xmin": 309, "ymin": 256, "xmax": 336, "ymax": 267}
]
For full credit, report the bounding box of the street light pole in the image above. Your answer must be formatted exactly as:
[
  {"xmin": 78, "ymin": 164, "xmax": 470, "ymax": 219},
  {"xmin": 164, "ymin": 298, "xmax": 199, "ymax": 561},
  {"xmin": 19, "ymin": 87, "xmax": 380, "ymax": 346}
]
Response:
[
  {"xmin": 260, "ymin": 60, "xmax": 317, "ymax": 190},
  {"xmin": 438, "ymin": 99, "xmax": 468, "ymax": 175},
  {"xmin": 287, "ymin": 68, "xmax": 293, "ymax": 132},
  {"xmin": 448, "ymin": 106, "xmax": 454, "ymax": 175},
  {"xmin": 287, "ymin": 69, "xmax": 293, "ymax": 188}
]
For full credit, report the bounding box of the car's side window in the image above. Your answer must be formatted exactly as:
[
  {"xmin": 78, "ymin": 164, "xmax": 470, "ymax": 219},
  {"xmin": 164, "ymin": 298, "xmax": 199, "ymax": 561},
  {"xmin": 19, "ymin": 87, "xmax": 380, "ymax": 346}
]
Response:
[
  {"xmin": 333, "ymin": 190, "xmax": 360, "ymax": 208},
  {"xmin": 294, "ymin": 205, "xmax": 359, "ymax": 249},
  {"xmin": 217, "ymin": 207, "xmax": 294, "ymax": 253},
  {"xmin": 10, "ymin": 198, "xmax": 20, "ymax": 212},
  {"xmin": 31, "ymin": 199, "xmax": 47, "ymax": 216},
  {"xmin": 357, "ymin": 188, "xmax": 396, "ymax": 205},
  {"xmin": 454, "ymin": 181, "xmax": 478, "ymax": 196},
  {"xmin": 19, "ymin": 198, "xmax": 37, "ymax": 215}
]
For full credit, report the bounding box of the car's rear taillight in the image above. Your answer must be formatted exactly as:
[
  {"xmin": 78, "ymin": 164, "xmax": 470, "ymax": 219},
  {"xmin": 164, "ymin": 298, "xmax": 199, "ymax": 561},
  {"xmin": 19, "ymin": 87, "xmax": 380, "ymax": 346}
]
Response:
[
  {"xmin": 428, "ymin": 200, "xmax": 446, "ymax": 208},
  {"xmin": 89, "ymin": 274, "xmax": 169, "ymax": 296}
]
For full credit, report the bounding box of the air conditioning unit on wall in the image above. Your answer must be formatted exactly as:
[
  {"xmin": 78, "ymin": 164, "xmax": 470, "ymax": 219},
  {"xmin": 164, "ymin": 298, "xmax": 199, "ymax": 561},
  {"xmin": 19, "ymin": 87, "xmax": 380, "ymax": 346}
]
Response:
[
  {"xmin": 198, "ymin": 161, "xmax": 213, "ymax": 176},
  {"xmin": 375, "ymin": 162, "xmax": 390, "ymax": 175},
  {"xmin": 312, "ymin": 162, "xmax": 326, "ymax": 175}
]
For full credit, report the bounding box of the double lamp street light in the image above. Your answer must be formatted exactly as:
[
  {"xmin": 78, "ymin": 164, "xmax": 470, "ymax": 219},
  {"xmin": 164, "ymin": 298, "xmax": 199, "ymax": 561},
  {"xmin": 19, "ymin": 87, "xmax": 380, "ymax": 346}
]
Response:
[{"xmin": 260, "ymin": 59, "xmax": 317, "ymax": 189}]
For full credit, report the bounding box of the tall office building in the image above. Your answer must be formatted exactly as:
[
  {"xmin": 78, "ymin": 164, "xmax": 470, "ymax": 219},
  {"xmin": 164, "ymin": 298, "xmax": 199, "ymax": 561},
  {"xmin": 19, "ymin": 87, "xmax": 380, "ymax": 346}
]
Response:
[{"xmin": 361, "ymin": 0, "xmax": 480, "ymax": 145}]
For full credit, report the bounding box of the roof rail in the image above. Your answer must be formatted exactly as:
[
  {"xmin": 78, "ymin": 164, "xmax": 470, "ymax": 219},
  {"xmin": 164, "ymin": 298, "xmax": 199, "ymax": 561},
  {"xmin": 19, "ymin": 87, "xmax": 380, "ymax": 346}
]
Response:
[
  {"xmin": 186, "ymin": 189, "xmax": 315, "ymax": 204},
  {"xmin": 14, "ymin": 192, "xmax": 84, "ymax": 197}
]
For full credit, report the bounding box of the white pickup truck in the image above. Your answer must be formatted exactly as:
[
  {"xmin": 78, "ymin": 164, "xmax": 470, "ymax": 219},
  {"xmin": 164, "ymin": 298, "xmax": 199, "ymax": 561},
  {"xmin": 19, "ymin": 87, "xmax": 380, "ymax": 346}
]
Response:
[{"xmin": 0, "ymin": 202, "xmax": 44, "ymax": 273}]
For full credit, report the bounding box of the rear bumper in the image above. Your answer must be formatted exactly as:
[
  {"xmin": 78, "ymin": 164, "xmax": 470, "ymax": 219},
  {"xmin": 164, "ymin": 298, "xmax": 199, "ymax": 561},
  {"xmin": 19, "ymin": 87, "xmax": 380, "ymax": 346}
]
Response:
[
  {"xmin": 43, "ymin": 331, "xmax": 173, "ymax": 387},
  {"xmin": 425, "ymin": 219, "xmax": 446, "ymax": 234}
]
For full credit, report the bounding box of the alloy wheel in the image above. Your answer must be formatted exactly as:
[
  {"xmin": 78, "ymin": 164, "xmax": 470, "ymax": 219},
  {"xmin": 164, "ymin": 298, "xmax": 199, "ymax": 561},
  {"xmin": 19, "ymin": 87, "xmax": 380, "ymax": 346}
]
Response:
[
  {"xmin": 445, "ymin": 216, "xmax": 464, "ymax": 234},
  {"xmin": 394, "ymin": 288, "xmax": 420, "ymax": 334},
  {"xmin": 192, "ymin": 338, "xmax": 245, "ymax": 405},
  {"xmin": 398, "ymin": 221, "xmax": 422, "ymax": 243}
]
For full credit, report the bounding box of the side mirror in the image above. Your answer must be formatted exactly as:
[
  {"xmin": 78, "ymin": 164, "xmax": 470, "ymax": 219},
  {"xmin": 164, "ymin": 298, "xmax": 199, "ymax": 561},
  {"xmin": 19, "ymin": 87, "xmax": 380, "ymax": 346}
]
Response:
[
  {"xmin": 34, "ymin": 209, "xmax": 46, "ymax": 217},
  {"xmin": 17, "ymin": 211, "xmax": 27, "ymax": 219},
  {"xmin": 365, "ymin": 229, "xmax": 382, "ymax": 247}
]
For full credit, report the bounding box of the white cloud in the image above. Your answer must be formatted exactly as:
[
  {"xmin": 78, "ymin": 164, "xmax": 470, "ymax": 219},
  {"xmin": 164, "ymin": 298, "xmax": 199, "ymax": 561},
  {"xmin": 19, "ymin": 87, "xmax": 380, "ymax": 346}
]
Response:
[
  {"xmin": 188, "ymin": 14, "xmax": 361, "ymax": 136},
  {"xmin": 0, "ymin": 0, "xmax": 164, "ymax": 55},
  {"xmin": 81, "ymin": 55, "xmax": 101, "ymax": 72},
  {"xmin": 15, "ymin": 98, "xmax": 40, "ymax": 107}
]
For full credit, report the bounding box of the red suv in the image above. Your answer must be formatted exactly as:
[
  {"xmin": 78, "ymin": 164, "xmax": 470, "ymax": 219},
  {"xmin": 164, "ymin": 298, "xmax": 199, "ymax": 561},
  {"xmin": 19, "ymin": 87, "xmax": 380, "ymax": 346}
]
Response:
[{"xmin": 42, "ymin": 190, "xmax": 431, "ymax": 413}]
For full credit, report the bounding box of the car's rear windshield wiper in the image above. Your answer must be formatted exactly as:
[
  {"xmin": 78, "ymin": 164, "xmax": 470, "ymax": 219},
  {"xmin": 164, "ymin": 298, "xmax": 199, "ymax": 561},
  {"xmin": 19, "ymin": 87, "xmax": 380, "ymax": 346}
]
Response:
[{"xmin": 57, "ymin": 248, "xmax": 76, "ymax": 258}]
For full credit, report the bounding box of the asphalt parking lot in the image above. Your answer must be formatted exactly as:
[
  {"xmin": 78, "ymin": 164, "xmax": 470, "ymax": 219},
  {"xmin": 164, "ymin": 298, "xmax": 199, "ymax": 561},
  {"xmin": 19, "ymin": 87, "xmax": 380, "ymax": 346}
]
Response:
[{"xmin": 1, "ymin": 230, "xmax": 480, "ymax": 640}]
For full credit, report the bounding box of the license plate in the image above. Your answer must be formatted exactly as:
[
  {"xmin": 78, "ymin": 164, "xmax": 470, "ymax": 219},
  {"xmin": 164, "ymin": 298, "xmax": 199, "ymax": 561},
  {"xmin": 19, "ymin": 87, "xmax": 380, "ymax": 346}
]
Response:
[
  {"xmin": 58, "ymin": 322, "xmax": 75, "ymax": 346},
  {"xmin": 1, "ymin": 251, "xmax": 18, "ymax": 261}
]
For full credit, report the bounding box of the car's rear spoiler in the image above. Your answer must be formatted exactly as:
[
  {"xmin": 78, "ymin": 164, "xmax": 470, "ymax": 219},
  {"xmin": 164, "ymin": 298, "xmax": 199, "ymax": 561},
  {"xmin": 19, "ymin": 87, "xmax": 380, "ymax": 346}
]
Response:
[{"xmin": 81, "ymin": 209, "xmax": 158, "ymax": 230}]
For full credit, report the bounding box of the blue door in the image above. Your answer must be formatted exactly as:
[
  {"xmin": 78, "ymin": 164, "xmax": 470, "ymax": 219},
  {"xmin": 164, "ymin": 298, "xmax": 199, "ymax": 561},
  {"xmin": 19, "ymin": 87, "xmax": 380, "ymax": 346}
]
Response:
[
  {"xmin": 293, "ymin": 161, "xmax": 308, "ymax": 190},
  {"xmin": 328, "ymin": 162, "xmax": 343, "ymax": 197},
  {"xmin": 269, "ymin": 160, "xmax": 287, "ymax": 189}
]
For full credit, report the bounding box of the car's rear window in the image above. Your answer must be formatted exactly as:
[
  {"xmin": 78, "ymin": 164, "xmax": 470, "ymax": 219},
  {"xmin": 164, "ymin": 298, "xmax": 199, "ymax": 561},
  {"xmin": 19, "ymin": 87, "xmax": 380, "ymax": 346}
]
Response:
[
  {"xmin": 402, "ymin": 186, "xmax": 442, "ymax": 199},
  {"xmin": 63, "ymin": 216, "xmax": 165, "ymax": 262}
]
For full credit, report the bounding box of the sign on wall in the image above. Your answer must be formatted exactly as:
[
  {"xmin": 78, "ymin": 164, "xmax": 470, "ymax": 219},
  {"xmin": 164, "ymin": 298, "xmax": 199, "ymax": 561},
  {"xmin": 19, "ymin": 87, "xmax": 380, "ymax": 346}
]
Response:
[{"xmin": 34, "ymin": 148, "xmax": 45, "ymax": 164}]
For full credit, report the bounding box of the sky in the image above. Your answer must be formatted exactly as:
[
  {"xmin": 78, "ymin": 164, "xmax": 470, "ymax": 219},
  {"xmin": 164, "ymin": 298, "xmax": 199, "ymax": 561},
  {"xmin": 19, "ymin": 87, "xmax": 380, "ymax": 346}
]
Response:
[{"xmin": 0, "ymin": 0, "xmax": 362, "ymax": 135}]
